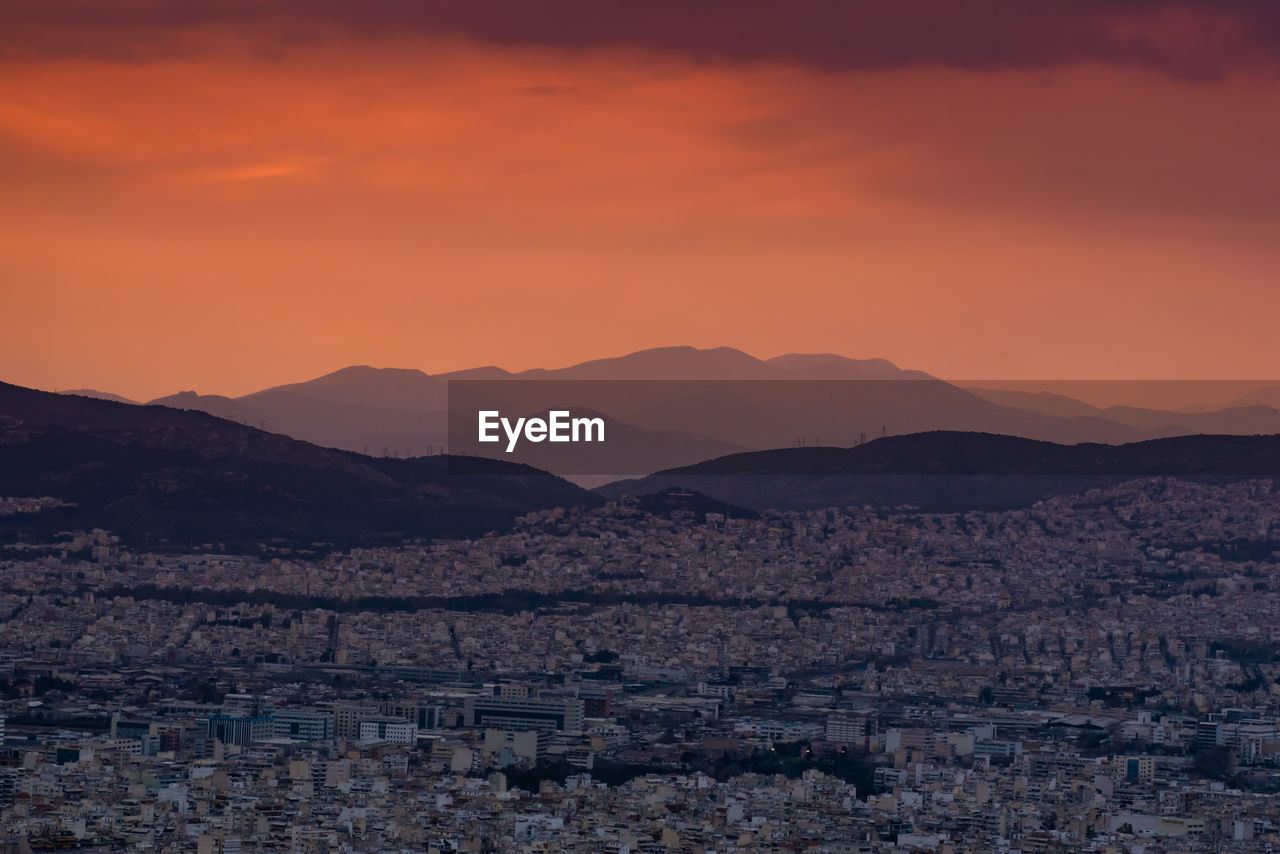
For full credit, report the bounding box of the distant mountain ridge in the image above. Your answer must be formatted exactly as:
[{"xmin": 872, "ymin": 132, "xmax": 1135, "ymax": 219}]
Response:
[
  {"xmin": 122, "ymin": 347, "xmax": 940, "ymax": 460},
  {"xmin": 40, "ymin": 347, "xmax": 1280, "ymax": 473}
]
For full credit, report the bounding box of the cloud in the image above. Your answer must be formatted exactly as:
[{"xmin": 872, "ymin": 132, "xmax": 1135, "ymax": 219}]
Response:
[
  {"xmin": 518, "ymin": 85, "xmax": 578, "ymax": 96},
  {"xmin": 2, "ymin": 0, "xmax": 1279, "ymax": 81}
]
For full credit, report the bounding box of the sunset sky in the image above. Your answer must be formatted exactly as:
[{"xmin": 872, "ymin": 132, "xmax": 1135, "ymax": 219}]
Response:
[{"xmin": 3, "ymin": 1, "xmax": 1279, "ymax": 400}]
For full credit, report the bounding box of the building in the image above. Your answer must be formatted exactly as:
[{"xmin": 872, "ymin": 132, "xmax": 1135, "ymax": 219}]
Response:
[
  {"xmin": 333, "ymin": 702, "xmax": 381, "ymax": 740},
  {"xmin": 158, "ymin": 700, "xmax": 223, "ymax": 718},
  {"xmin": 380, "ymin": 699, "xmax": 444, "ymax": 730},
  {"xmin": 1196, "ymin": 721, "xmax": 1224, "ymax": 752},
  {"xmin": 358, "ymin": 716, "xmax": 416, "ymax": 745},
  {"xmin": 1114, "ymin": 755, "xmax": 1157, "ymax": 783},
  {"xmin": 885, "ymin": 728, "xmax": 937, "ymax": 754},
  {"xmin": 696, "ymin": 682, "xmax": 733, "ymax": 699},
  {"xmin": 578, "ymin": 685, "xmax": 614, "ymax": 718},
  {"xmin": 741, "ymin": 719, "xmax": 823, "ymax": 741},
  {"xmin": 207, "ymin": 715, "xmax": 273, "ymax": 748},
  {"xmin": 197, "ymin": 832, "xmax": 243, "ymax": 854},
  {"xmin": 825, "ymin": 716, "xmax": 868, "ymax": 743},
  {"xmin": 464, "ymin": 695, "xmax": 585, "ymax": 733},
  {"xmin": 973, "ymin": 738, "xmax": 1023, "ymax": 760},
  {"xmin": 0, "ymin": 766, "xmax": 16, "ymax": 807},
  {"xmin": 272, "ymin": 708, "xmax": 334, "ymax": 742}
]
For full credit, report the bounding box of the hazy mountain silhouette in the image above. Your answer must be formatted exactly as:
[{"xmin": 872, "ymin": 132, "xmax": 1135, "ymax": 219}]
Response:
[
  {"xmin": 516, "ymin": 346, "xmax": 932, "ymax": 381},
  {"xmin": 0, "ymin": 382, "xmax": 599, "ymax": 552},
  {"xmin": 49, "ymin": 346, "xmax": 1276, "ymax": 471},
  {"xmin": 966, "ymin": 387, "xmax": 1280, "ymax": 437},
  {"xmin": 964, "ymin": 388, "xmax": 1104, "ymax": 418},
  {"xmin": 592, "ymin": 378, "xmax": 1149, "ymax": 450},
  {"xmin": 596, "ymin": 431, "xmax": 1280, "ymax": 512},
  {"xmin": 1090, "ymin": 405, "xmax": 1280, "ymax": 437},
  {"xmin": 150, "ymin": 391, "xmax": 260, "ymax": 423},
  {"xmin": 1221, "ymin": 384, "xmax": 1280, "ymax": 410},
  {"xmin": 249, "ymin": 365, "xmax": 460, "ymax": 410},
  {"xmin": 141, "ymin": 347, "xmax": 935, "ymax": 459},
  {"xmin": 765, "ymin": 352, "xmax": 933, "ymax": 379}
]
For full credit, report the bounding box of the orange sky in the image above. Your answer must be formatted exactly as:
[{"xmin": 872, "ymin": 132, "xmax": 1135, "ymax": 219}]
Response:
[{"xmin": 2, "ymin": 3, "xmax": 1279, "ymax": 400}]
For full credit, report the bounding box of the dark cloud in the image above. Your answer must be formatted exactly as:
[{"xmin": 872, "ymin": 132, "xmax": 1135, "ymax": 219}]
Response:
[{"xmin": 2, "ymin": 0, "xmax": 1279, "ymax": 80}]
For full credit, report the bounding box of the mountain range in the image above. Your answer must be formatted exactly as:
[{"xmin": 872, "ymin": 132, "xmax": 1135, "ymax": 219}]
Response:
[
  {"xmin": 64, "ymin": 348, "xmax": 1280, "ymax": 474},
  {"xmin": 5, "ymin": 379, "xmax": 1280, "ymax": 547}
]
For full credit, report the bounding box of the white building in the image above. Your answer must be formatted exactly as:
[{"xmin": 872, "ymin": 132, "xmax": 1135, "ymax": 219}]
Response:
[{"xmin": 358, "ymin": 716, "xmax": 416, "ymax": 745}]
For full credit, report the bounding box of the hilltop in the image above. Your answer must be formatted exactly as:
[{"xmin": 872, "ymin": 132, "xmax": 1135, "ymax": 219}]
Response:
[{"xmin": 0, "ymin": 382, "xmax": 599, "ymax": 553}]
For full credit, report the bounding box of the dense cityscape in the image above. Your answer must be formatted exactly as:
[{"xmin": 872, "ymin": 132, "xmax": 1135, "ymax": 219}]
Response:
[
  {"xmin": 7, "ymin": 0, "xmax": 1279, "ymax": 850},
  {"xmin": 3, "ymin": 476, "xmax": 1280, "ymax": 852}
]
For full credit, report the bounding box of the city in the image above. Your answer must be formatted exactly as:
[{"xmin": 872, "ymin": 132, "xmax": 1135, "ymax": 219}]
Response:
[
  {"xmin": 5, "ymin": 1, "xmax": 1279, "ymax": 851},
  {"xmin": 2, "ymin": 477, "xmax": 1279, "ymax": 851}
]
